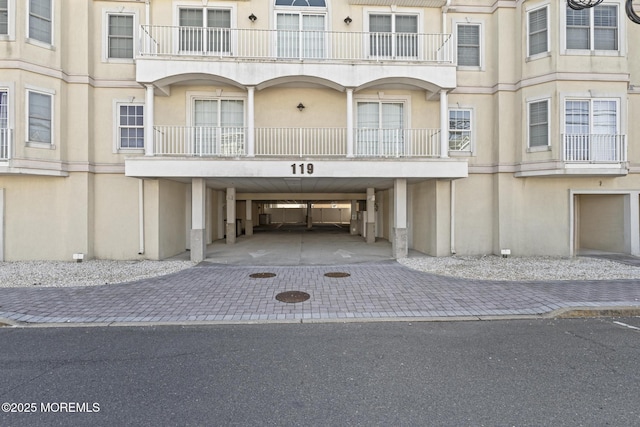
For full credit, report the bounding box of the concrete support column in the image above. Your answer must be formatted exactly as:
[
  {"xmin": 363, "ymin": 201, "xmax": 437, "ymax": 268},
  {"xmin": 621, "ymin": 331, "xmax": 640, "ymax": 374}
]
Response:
[
  {"xmin": 392, "ymin": 179, "xmax": 408, "ymax": 259},
  {"xmin": 216, "ymin": 191, "xmax": 225, "ymax": 240},
  {"xmin": 366, "ymin": 188, "xmax": 376, "ymax": 244},
  {"xmin": 307, "ymin": 201, "xmax": 313, "ymax": 229},
  {"xmin": 245, "ymin": 199, "xmax": 253, "ymax": 236},
  {"xmin": 144, "ymin": 84, "xmax": 155, "ymax": 156},
  {"xmin": 350, "ymin": 200, "xmax": 358, "ymax": 235},
  {"xmin": 246, "ymin": 86, "xmax": 255, "ymax": 157},
  {"xmin": 226, "ymin": 187, "xmax": 236, "ymax": 244},
  {"xmin": 190, "ymin": 178, "xmax": 206, "ymax": 262},
  {"xmin": 346, "ymin": 88, "xmax": 354, "ymax": 158},
  {"xmin": 0, "ymin": 188, "xmax": 4, "ymax": 261},
  {"xmin": 439, "ymin": 89, "xmax": 449, "ymax": 159}
]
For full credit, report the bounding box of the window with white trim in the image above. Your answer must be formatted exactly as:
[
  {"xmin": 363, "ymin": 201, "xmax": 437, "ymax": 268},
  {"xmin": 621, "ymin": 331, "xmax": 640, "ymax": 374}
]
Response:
[
  {"xmin": 564, "ymin": 98, "xmax": 620, "ymax": 161},
  {"xmin": 528, "ymin": 6, "xmax": 548, "ymax": 57},
  {"xmin": 27, "ymin": 90, "xmax": 52, "ymax": 145},
  {"xmin": 456, "ymin": 24, "xmax": 480, "ymax": 67},
  {"xmin": 192, "ymin": 98, "xmax": 244, "ymax": 155},
  {"xmin": 356, "ymin": 101, "xmax": 405, "ymax": 156},
  {"xmin": 449, "ymin": 109, "xmax": 472, "ymax": 151},
  {"xmin": 0, "ymin": 90, "xmax": 8, "ymax": 158},
  {"xmin": 369, "ymin": 13, "xmax": 418, "ymax": 59},
  {"xmin": 275, "ymin": 0, "xmax": 326, "ymax": 59},
  {"xmin": 107, "ymin": 14, "xmax": 134, "ymax": 59},
  {"xmin": 0, "ymin": 0, "xmax": 8, "ymax": 35},
  {"xmin": 117, "ymin": 104, "xmax": 144, "ymax": 149},
  {"xmin": 179, "ymin": 7, "xmax": 231, "ymax": 54},
  {"xmin": 566, "ymin": 4, "xmax": 618, "ymax": 51},
  {"xmin": 28, "ymin": 0, "xmax": 52, "ymax": 45},
  {"xmin": 528, "ymin": 100, "xmax": 549, "ymax": 148}
]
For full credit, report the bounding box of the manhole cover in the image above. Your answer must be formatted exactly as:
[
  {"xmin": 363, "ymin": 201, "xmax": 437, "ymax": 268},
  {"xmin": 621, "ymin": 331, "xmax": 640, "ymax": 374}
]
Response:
[
  {"xmin": 250, "ymin": 272, "xmax": 276, "ymax": 278},
  {"xmin": 275, "ymin": 291, "xmax": 310, "ymax": 303},
  {"xmin": 324, "ymin": 272, "xmax": 351, "ymax": 278}
]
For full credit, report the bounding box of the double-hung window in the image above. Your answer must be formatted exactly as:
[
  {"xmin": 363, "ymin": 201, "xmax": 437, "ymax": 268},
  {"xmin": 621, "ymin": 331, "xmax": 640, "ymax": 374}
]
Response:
[
  {"xmin": 193, "ymin": 98, "xmax": 244, "ymax": 156},
  {"xmin": 528, "ymin": 100, "xmax": 549, "ymax": 148},
  {"xmin": 369, "ymin": 13, "xmax": 418, "ymax": 59},
  {"xmin": 566, "ymin": 4, "xmax": 618, "ymax": 51},
  {"xmin": 449, "ymin": 109, "xmax": 472, "ymax": 152},
  {"xmin": 456, "ymin": 24, "xmax": 480, "ymax": 67},
  {"xmin": 179, "ymin": 8, "xmax": 231, "ymax": 54},
  {"xmin": 0, "ymin": 0, "xmax": 8, "ymax": 36},
  {"xmin": 356, "ymin": 101, "xmax": 405, "ymax": 157},
  {"xmin": 118, "ymin": 104, "xmax": 144, "ymax": 149},
  {"xmin": 528, "ymin": 6, "xmax": 548, "ymax": 57},
  {"xmin": 107, "ymin": 14, "xmax": 134, "ymax": 59},
  {"xmin": 275, "ymin": 0, "xmax": 326, "ymax": 59},
  {"xmin": 564, "ymin": 99, "xmax": 620, "ymax": 161},
  {"xmin": 28, "ymin": 0, "xmax": 52, "ymax": 45},
  {"xmin": 27, "ymin": 90, "xmax": 52, "ymax": 145}
]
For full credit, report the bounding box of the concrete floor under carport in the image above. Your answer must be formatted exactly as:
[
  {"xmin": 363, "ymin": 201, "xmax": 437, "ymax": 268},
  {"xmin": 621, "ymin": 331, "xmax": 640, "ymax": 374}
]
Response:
[{"xmin": 186, "ymin": 223, "xmax": 412, "ymax": 266}]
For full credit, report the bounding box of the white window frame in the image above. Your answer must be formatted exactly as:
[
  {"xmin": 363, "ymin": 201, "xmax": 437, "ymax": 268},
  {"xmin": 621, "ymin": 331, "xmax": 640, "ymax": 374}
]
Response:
[
  {"xmin": 27, "ymin": 0, "xmax": 54, "ymax": 48},
  {"xmin": 0, "ymin": 0, "xmax": 15, "ymax": 40},
  {"xmin": 448, "ymin": 107, "xmax": 474, "ymax": 154},
  {"xmin": 453, "ymin": 20, "xmax": 483, "ymax": 70},
  {"xmin": 102, "ymin": 9, "xmax": 138, "ymax": 63},
  {"xmin": 362, "ymin": 7, "xmax": 423, "ymax": 60},
  {"xmin": 526, "ymin": 3, "xmax": 550, "ymax": 59},
  {"xmin": 113, "ymin": 100, "xmax": 145, "ymax": 153},
  {"xmin": 561, "ymin": 0, "xmax": 625, "ymax": 56},
  {"xmin": 353, "ymin": 93, "xmax": 411, "ymax": 157},
  {"xmin": 562, "ymin": 96, "xmax": 621, "ymax": 135},
  {"xmin": 173, "ymin": 2, "xmax": 237, "ymax": 55},
  {"xmin": 25, "ymin": 86, "xmax": 54, "ymax": 149},
  {"xmin": 0, "ymin": 82, "xmax": 14, "ymax": 159},
  {"xmin": 527, "ymin": 97, "xmax": 551, "ymax": 151}
]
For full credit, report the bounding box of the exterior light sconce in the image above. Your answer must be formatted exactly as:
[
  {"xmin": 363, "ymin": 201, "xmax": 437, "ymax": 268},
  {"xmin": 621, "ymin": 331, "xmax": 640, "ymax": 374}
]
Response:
[
  {"xmin": 248, "ymin": 13, "xmax": 257, "ymax": 22},
  {"xmin": 297, "ymin": 102, "xmax": 305, "ymax": 111},
  {"xmin": 344, "ymin": 16, "xmax": 352, "ymax": 25}
]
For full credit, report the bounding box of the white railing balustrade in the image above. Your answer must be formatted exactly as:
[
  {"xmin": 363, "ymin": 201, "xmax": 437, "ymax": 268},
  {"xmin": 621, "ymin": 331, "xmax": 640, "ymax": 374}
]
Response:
[
  {"xmin": 563, "ymin": 134, "xmax": 627, "ymax": 162},
  {"xmin": 139, "ymin": 26, "xmax": 454, "ymax": 63},
  {"xmin": 0, "ymin": 128, "xmax": 12, "ymax": 160},
  {"xmin": 153, "ymin": 126, "xmax": 441, "ymax": 158}
]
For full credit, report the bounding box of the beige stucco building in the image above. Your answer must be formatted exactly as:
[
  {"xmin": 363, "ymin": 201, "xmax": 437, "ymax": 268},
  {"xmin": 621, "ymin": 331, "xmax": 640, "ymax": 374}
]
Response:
[{"xmin": 0, "ymin": 0, "xmax": 638, "ymax": 262}]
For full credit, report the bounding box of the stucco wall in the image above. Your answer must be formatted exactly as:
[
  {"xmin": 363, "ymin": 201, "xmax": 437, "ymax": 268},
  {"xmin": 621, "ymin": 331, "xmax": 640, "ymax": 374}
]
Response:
[
  {"xmin": 158, "ymin": 179, "xmax": 188, "ymax": 259},
  {"xmin": 578, "ymin": 194, "xmax": 626, "ymax": 253}
]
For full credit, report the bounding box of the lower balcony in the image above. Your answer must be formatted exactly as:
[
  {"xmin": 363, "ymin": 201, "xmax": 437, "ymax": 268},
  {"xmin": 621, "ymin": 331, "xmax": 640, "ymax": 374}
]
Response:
[{"xmin": 152, "ymin": 126, "xmax": 443, "ymax": 158}]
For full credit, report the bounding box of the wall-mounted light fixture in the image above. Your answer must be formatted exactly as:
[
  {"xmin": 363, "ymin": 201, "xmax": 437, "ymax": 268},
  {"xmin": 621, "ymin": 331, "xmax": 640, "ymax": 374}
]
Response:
[
  {"xmin": 344, "ymin": 16, "xmax": 352, "ymax": 25},
  {"xmin": 248, "ymin": 13, "xmax": 257, "ymax": 22},
  {"xmin": 297, "ymin": 102, "xmax": 305, "ymax": 111}
]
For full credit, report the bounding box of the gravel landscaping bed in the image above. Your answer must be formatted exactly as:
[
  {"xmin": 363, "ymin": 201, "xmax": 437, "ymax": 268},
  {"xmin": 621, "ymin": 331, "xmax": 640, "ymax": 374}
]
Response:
[
  {"xmin": 399, "ymin": 255, "xmax": 640, "ymax": 281},
  {"xmin": 0, "ymin": 260, "xmax": 195, "ymax": 288}
]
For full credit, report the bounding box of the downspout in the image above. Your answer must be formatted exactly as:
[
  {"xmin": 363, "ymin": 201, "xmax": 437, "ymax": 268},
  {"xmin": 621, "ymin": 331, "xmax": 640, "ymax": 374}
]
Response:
[
  {"xmin": 450, "ymin": 180, "xmax": 456, "ymax": 255},
  {"xmin": 145, "ymin": 0, "xmax": 150, "ymax": 27},
  {"xmin": 442, "ymin": 0, "xmax": 451, "ymax": 33},
  {"xmin": 138, "ymin": 179, "xmax": 145, "ymax": 255}
]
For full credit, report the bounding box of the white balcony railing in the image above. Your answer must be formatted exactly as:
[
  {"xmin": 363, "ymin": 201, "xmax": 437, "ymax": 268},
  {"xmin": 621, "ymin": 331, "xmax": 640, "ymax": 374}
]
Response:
[
  {"xmin": 153, "ymin": 126, "xmax": 442, "ymax": 158},
  {"xmin": 0, "ymin": 128, "xmax": 12, "ymax": 160},
  {"xmin": 563, "ymin": 134, "xmax": 627, "ymax": 163},
  {"xmin": 139, "ymin": 26, "xmax": 454, "ymax": 64}
]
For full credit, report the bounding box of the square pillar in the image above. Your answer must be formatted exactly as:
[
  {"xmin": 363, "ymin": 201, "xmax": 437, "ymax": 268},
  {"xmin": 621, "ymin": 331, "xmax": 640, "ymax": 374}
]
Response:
[
  {"xmin": 190, "ymin": 178, "xmax": 206, "ymax": 262},
  {"xmin": 144, "ymin": 84, "xmax": 155, "ymax": 156},
  {"xmin": 366, "ymin": 188, "xmax": 376, "ymax": 244},
  {"xmin": 392, "ymin": 179, "xmax": 408, "ymax": 258},
  {"xmin": 245, "ymin": 199, "xmax": 254, "ymax": 236},
  {"xmin": 226, "ymin": 187, "xmax": 236, "ymax": 244},
  {"xmin": 350, "ymin": 200, "xmax": 358, "ymax": 235}
]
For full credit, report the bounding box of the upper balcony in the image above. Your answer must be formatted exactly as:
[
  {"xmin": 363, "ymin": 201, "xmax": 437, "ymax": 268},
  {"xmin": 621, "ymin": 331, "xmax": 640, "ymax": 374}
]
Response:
[{"xmin": 136, "ymin": 26, "xmax": 456, "ymax": 90}]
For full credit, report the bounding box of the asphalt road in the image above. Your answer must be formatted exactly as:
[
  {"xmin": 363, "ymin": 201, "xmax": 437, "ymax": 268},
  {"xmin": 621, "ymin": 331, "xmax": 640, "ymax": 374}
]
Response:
[{"xmin": 0, "ymin": 318, "xmax": 639, "ymax": 426}]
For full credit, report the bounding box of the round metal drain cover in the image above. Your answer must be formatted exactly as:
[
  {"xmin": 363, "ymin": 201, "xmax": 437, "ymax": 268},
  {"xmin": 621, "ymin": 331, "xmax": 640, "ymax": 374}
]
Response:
[
  {"xmin": 275, "ymin": 291, "xmax": 310, "ymax": 303},
  {"xmin": 249, "ymin": 272, "xmax": 276, "ymax": 278},
  {"xmin": 324, "ymin": 272, "xmax": 351, "ymax": 278}
]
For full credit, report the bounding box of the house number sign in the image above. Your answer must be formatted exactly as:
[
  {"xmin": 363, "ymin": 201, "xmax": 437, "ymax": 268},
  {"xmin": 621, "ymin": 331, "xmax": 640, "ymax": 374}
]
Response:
[{"xmin": 291, "ymin": 163, "xmax": 314, "ymax": 175}]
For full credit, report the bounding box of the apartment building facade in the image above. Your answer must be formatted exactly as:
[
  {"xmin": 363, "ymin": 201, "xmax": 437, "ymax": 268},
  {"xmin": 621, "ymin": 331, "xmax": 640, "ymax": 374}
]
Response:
[{"xmin": 0, "ymin": 0, "xmax": 638, "ymax": 262}]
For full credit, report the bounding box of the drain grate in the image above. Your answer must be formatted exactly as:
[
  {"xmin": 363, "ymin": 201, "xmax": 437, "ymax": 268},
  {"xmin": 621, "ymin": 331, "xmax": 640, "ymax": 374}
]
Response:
[
  {"xmin": 275, "ymin": 291, "xmax": 310, "ymax": 303},
  {"xmin": 250, "ymin": 272, "xmax": 276, "ymax": 278},
  {"xmin": 324, "ymin": 272, "xmax": 351, "ymax": 278}
]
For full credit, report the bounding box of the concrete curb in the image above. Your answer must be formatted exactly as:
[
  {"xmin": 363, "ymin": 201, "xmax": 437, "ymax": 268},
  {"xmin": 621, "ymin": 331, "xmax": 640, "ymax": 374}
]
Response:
[{"xmin": 550, "ymin": 306, "xmax": 640, "ymax": 319}]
